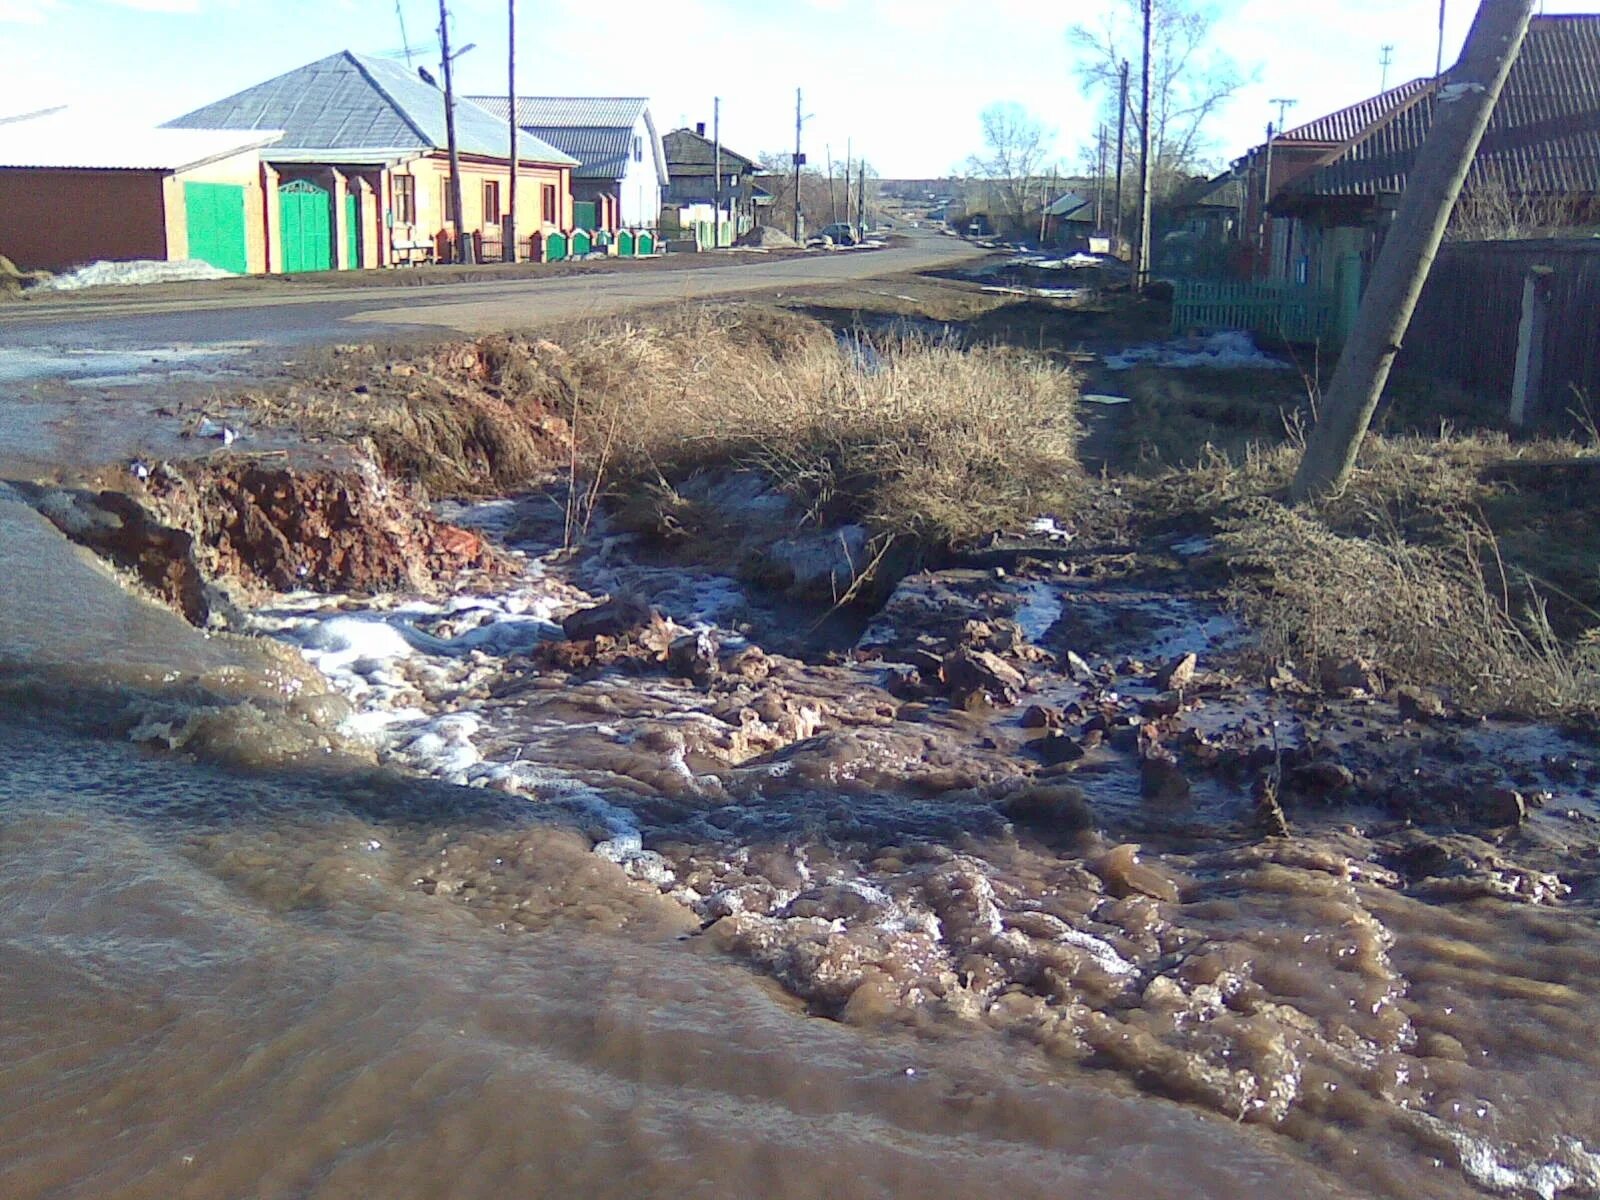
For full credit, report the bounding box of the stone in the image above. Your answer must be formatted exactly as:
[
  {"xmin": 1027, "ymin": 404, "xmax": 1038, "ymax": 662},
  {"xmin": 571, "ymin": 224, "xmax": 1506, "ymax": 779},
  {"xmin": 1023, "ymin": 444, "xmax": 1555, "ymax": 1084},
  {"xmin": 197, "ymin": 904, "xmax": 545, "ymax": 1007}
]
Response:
[
  {"xmin": 1034, "ymin": 733, "xmax": 1085, "ymax": 765},
  {"xmin": 1139, "ymin": 755, "xmax": 1191, "ymax": 802},
  {"xmin": 561, "ymin": 593, "xmax": 654, "ymax": 642},
  {"xmin": 1476, "ymin": 786, "xmax": 1527, "ymax": 827},
  {"xmin": 1320, "ymin": 655, "xmax": 1382, "ymax": 695},
  {"xmin": 1153, "ymin": 652, "xmax": 1198, "ymax": 692},
  {"xmin": 1063, "ymin": 650, "xmax": 1095, "ymax": 682},
  {"xmin": 1396, "ymin": 686, "xmax": 1448, "ymax": 721},
  {"xmin": 941, "ymin": 646, "xmax": 1026, "ymax": 706},
  {"xmin": 1289, "ymin": 760, "xmax": 1356, "ymax": 793},
  {"xmin": 1139, "ymin": 693, "xmax": 1183, "ymax": 719},
  {"xmin": 668, "ymin": 630, "xmax": 719, "ymax": 681},
  {"xmin": 1020, "ymin": 704, "xmax": 1063, "ymax": 730},
  {"xmin": 1001, "ymin": 784, "xmax": 1094, "ymax": 839}
]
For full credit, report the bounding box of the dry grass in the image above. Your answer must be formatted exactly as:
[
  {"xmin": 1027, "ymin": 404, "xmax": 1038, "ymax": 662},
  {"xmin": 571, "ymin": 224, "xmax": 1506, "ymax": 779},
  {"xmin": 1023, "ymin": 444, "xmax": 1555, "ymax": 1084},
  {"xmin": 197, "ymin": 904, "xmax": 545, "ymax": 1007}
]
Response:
[
  {"xmin": 1126, "ymin": 428, "xmax": 1600, "ymax": 718},
  {"xmin": 1219, "ymin": 497, "xmax": 1600, "ymax": 718},
  {"xmin": 550, "ymin": 306, "xmax": 1083, "ymax": 548}
]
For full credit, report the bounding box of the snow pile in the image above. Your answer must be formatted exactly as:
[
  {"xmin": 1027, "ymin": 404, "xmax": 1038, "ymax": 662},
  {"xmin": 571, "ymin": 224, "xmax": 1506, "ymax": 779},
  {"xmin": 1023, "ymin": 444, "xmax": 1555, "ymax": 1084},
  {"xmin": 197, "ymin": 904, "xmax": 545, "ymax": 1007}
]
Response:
[
  {"xmin": 39, "ymin": 259, "xmax": 235, "ymax": 291},
  {"xmin": 1103, "ymin": 330, "xmax": 1292, "ymax": 371}
]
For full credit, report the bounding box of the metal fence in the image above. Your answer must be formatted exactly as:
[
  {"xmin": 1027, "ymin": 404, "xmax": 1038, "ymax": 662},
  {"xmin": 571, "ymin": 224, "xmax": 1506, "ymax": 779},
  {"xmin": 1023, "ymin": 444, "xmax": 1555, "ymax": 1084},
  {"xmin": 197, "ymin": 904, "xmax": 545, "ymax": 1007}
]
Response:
[
  {"xmin": 1400, "ymin": 238, "xmax": 1600, "ymax": 421},
  {"xmin": 1172, "ymin": 280, "xmax": 1338, "ymax": 344}
]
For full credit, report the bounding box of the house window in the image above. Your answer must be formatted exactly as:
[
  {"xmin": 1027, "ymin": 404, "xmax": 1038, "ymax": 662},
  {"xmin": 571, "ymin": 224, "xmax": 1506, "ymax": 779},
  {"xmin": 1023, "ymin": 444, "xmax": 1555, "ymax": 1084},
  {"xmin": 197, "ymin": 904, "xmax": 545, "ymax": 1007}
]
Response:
[
  {"xmin": 542, "ymin": 183, "xmax": 558, "ymax": 226},
  {"xmin": 442, "ymin": 177, "xmax": 456, "ymax": 224},
  {"xmin": 483, "ymin": 179, "xmax": 501, "ymax": 225},
  {"xmin": 393, "ymin": 174, "xmax": 416, "ymax": 225},
  {"xmin": 633, "ymin": 135, "xmax": 643, "ymax": 163}
]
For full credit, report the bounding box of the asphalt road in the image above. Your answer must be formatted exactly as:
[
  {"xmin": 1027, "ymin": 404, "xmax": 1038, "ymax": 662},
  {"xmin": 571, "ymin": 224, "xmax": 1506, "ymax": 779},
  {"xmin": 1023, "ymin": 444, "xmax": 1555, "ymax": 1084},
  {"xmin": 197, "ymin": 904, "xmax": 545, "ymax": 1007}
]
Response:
[
  {"xmin": 0, "ymin": 230, "xmax": 989, "ymax": 475},
  {"xmin": 0, "ymin": 231, "xmax": 987, "ymax": 359}
]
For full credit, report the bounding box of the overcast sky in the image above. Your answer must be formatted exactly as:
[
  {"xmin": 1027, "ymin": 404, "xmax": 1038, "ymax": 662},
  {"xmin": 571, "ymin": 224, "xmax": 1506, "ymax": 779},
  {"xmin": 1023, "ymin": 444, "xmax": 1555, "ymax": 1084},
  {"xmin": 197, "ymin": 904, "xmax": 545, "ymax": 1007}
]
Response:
[{"xmin": 2, "ymin": 0, "xmax": 1594, "ymax": 178}]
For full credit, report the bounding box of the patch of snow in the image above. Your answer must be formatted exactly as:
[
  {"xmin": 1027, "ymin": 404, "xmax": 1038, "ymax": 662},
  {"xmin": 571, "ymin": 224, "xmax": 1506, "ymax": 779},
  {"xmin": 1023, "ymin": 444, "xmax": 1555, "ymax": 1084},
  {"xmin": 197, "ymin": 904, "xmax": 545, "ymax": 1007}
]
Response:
[
  {"xmin": 1028, "ymin": 516, "xmax": 1074, "ymax": 543},
  {"xmin": 1080, "ymin": 393, "xmax": 1134, "ymax": 406},
  {"xmin": 38, "ymin": 259, "xmax": 235, "ymax": 290},
  {"xmin": 1103, "ymin": 330, "xmax": 1292, "ymax": 372}
]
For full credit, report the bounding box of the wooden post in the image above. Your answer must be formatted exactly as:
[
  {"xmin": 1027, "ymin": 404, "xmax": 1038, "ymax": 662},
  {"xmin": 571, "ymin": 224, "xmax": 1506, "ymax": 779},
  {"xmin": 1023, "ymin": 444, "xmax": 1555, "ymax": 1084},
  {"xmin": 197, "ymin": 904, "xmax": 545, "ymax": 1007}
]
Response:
[
  {"xmin": 1509, "ymin": 264, "xmax": 1551, "ymax": 426},
  {"xmin": 438, "ymin": 0, "xmax": 474, "ymax": 264},
  {"xmin": 505, "ymin": 0, "xmax": 517, "ymax": 262},
  {"xmin": 792, "ymin": 88, "xmax": 803, "ymax": 244},
  {"xmin": 713, "ymin": 96, "xmax": 722, "ymax": 248},
  {"xmin": 1291, "ymin": 0, "xmax": 1534, "ymax": 500},
  {"xmin": 1114, "ymin": 59, "xmax": 1128, "ymax": 251},
  {"xmin": 1135, "ymin": 0, "xmax": 1153, "ymax": 287}
]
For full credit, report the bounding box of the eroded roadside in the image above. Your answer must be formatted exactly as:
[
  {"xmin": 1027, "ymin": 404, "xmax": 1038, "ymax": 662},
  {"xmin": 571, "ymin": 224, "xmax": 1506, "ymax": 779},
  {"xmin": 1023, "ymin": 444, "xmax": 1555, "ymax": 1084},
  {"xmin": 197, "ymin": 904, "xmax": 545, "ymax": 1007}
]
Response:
[{"xmin": 9, "ymin": 301, "xmax": 1600, "ymax": 1200}]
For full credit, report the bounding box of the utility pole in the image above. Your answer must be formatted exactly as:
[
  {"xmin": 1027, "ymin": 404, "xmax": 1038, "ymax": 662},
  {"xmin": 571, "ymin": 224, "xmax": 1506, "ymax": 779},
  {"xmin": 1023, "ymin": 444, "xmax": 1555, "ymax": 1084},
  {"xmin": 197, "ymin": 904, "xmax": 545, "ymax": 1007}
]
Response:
[
  {"xmin": 1437, "ymin": 0, "xmax": 1449, "ymax": 75},
  {"xmin": 1380, "ymin": 43, "xmax": 1395, "ymax": 90},
  {"xmin": 1259, "ymin": 121, "xmax": 1276, "ymax": 279},
  {"xmin": 826, "ymin": 146, "xmax": 837, "ymax": 222},
  {"xmin": 857, "ymin": 157, "xmax": 866, "ymax": 234},
  {"xmin": 713, "ymin": 96, "xmax": 722, "ymax": 248},
  {"xmin": 1114, "ymin": 59, "xmax": 1128, "ymax": 249},
  {"xmin": 1135, "ymin": 0, "xmax": 1153, "ymax": 286},
  {"xmin": 1292, "ymin": 0, "xmax": 1535, "ymax": 500},
  {"xmin": 1094, "ymin": 126, "xmax": 1106, "ymax": 229},
  {"xmin": 791, "ymin": 88, "xmax": 804, "ymax": 243},
  {"xmin": 845, "ymin": 138, "xmax": 852, "ymax": 234},
  {"xmin": 438, "ymin": 0, "xmax": 473, "ymax": 263},
  {"xmin": 505, "ymin": 0, "xmax": 517, "ymax": 261}
]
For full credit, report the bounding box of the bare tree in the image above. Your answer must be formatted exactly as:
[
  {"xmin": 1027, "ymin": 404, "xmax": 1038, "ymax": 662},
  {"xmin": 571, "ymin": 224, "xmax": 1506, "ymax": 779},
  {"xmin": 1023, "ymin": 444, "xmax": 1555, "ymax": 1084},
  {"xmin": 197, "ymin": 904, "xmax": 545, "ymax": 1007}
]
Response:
[
  {"xmin": 1447, "ymin": 163, "xmax": 1593, "ymax": 241},
  {"xmin": 1070, "ymin": 0, "xmax": 1248, "ymax": 201},
  {"xmin": 966, "ymin": 103, "xmax": 1056, "ymax": 232}
]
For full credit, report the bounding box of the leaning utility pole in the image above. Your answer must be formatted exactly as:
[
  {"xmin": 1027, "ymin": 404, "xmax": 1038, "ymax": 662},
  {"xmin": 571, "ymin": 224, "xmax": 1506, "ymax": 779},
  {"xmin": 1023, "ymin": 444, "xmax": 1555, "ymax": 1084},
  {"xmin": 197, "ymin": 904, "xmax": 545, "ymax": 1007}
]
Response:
[
  {"xmin": 713, "ymin": 96, "xmax": 722, "ymax": 248},
  {"xmin": 1135, "ymin": 0, "xmax": 1153, "ymax": 285},
  {"xmin": 438, "ymin": 0, "xmax": 473, "ymax": 263},
  {"xmin": 791, "ymin": 88, "xmax": 804, "ymax": 243},
  {"xmin": 1114, "ymin": 59, "xmax": 1128, "ymax": 248},
  {"xmin": 505, "ymin": 0, "xmax": 517, "ymax": 261},
  {"xmin": 1291, "ymin": 0, "xmax": 1535, "ymax": 501}
]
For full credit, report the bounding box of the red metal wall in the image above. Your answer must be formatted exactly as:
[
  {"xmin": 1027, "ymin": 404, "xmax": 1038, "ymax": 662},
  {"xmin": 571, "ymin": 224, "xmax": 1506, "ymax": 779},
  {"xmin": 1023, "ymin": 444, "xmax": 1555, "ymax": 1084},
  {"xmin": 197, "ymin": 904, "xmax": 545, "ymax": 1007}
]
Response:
[{"xmin": 0, "ymin": 168, "xmax": 169, "ymax": 271}]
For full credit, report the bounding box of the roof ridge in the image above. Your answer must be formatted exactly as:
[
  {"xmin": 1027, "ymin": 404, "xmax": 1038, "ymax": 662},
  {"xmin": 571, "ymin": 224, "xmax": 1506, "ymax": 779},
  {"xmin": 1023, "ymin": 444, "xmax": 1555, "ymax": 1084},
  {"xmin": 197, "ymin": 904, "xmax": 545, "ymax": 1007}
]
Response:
[{"xmin": 344, "ymin": 50, "xmax": 434, "ymax": 149}]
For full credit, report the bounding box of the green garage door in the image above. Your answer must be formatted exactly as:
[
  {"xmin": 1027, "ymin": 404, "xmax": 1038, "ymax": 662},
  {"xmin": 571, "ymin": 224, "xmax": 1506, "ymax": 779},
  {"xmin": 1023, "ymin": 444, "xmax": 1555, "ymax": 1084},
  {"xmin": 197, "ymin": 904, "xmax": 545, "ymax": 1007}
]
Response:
[
  {"xmin": 345, "ymin": 193, "xmax": 360, "ymax": 269},
  {"xmin": 183, "ymin": 181, "xmax": 248, "ymax": 274},
  {"xmin": 279, "ymin": 179, "xmax": 332, "ymax": 273}
]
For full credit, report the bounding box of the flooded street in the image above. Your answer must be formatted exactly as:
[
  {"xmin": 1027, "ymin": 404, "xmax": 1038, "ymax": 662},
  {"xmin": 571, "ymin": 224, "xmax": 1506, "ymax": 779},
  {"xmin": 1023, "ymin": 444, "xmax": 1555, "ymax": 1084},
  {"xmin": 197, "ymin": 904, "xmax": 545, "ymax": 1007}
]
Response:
[{"xmin": 6, "ymin": 468, "xmax": 1600, "ymax": 1199}]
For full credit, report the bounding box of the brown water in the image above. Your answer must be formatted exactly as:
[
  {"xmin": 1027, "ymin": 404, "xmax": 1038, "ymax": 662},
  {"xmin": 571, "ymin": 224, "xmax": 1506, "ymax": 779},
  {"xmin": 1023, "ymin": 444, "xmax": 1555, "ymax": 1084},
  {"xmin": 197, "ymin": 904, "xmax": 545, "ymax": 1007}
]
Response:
[{"xmin": 7, "ymin": 487, "xmax": 1600, "ymax": 1199}]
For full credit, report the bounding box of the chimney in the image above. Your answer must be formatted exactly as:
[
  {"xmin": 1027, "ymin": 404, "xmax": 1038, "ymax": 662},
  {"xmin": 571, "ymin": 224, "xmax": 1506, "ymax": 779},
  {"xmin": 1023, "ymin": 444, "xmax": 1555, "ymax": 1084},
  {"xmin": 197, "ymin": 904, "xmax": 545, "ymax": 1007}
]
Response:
[{"xmin": 696, "ymin": 122, "xmax": 706, "ymax": 137}]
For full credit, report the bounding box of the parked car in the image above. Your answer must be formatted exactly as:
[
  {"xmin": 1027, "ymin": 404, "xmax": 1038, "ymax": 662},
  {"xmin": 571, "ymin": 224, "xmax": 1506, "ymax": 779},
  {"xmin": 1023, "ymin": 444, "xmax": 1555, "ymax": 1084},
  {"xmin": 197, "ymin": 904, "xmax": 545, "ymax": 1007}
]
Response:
[{"xmin": 816, "ymin": 222, "xmax": 858, "ymax": 246}]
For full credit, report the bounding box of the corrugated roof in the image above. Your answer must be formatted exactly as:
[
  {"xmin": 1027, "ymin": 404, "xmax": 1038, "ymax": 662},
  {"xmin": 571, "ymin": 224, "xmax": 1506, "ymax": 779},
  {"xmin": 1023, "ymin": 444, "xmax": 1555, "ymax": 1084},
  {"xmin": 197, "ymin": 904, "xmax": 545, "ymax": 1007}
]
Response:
[
  {"xmin": 1045, "ymin": 192, "xmax": 1092, "ymax": 217},
  {"xmin": 663, "ymin": 127, "xmax": 755, "ymax": 173},
  {"xmin": 1278, "ymin": 78, "xmax": 1434, "ymax": 144},
  {"xmin": 525, "ymin": 127, "xmax": 633, "ymax": 179},
  {"xmin": 166, "ymin": 51, "xmax": 577, "ymax": 167},
  {"xmin": 470, "ymin": 96, "xmax": 647, "ymax": 129},
  {"xmin": 0, "ymin": 108, "xmax": 281, "ymax": 171},
  {"xmin": 1290, "ymin": 16, "xmax": 1600, "ymax": 200}
]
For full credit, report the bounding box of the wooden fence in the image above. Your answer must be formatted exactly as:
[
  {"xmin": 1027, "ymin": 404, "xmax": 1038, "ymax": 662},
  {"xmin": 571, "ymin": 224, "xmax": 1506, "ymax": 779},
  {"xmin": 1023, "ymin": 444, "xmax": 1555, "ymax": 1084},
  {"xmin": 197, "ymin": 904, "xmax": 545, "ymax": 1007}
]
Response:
[
  {"xmin": 1400, "ymin": 239, "xmax": 1600, "ymax": 422},
  {"xmin": 1172, "ymin": 280, "xmax": 1338, "ymax": 344}
]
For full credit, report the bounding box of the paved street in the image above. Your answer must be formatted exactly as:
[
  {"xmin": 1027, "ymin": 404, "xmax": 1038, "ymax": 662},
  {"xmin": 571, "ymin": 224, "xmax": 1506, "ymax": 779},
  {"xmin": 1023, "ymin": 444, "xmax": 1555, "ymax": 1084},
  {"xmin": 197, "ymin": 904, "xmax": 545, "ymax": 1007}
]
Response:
[{"xmin": 0, "ymin": 230, "xmax": 988, "ymax": 475}]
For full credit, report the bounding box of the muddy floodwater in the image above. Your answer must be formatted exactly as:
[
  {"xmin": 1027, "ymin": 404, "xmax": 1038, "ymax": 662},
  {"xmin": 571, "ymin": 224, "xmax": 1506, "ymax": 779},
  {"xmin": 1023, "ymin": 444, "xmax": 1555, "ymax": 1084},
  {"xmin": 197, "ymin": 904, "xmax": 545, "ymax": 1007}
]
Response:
[{"xmin": 5, "ymin": 483, "xmax": 1600, "ymax": 1199}]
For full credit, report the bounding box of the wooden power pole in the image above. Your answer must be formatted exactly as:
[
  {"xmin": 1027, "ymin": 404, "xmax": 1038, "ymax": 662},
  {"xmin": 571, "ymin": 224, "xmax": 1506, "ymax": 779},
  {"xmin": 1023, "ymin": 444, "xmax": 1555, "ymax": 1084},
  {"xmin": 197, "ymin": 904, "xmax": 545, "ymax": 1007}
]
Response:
[
  {"xmin": 1114, "ymin": 59, "xmax": 1128, "ymax": 248},
  {"xmin": 1135, "ymin": 0, "xmax": 1153, "ymax": 286},
  {"xmin": 438, "ymin": 0, "xmax": 473, "ymax": 263},
  {"xmin": 505, "ymin": 0, "xmax": 517, "ymax": 261},
  {"xmin": 713, "ymin": 96, "xmax": 722, "ymax": 248},
  {"xmin": 792, "ymin": 88, "xmax": 804, "ymax": 243},
  {"xmin": 1291, "ymin": 0, "xmax": 1534, "ymax": 501}
]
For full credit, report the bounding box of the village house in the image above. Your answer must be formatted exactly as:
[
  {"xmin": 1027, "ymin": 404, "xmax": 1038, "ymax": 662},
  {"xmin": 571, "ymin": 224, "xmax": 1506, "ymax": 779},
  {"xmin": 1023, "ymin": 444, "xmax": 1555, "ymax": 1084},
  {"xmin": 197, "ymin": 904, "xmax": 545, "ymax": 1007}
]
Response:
[
  {"xmin": 0, "ymin": 107, "xmax": 282, "ymax": 273},
  {"xmin": 468, "ymin": 96, "xmax": 666, "ymax": 233},
  {"xmin": 165, "ymin": 50, "xmax": 577, "ymax": 270},
  {"xmin": 662, "ymin": 125, "xmax": 760, "ymax": 246},
  {"xmin": 1240, "ymin": 15, "xmax": 1600, "ymax": 300}
]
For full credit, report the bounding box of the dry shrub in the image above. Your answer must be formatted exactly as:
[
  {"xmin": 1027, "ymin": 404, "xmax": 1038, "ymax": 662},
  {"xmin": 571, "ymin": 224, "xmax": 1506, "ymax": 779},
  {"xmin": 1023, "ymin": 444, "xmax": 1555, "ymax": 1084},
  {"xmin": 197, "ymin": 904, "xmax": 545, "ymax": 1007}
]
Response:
[
  {"xmin": 1219, "ymin": 498, "xmax": 1600, "ymax": 718},
  {"xmin": 557, "ymin": 306, "xmax": 1083, "ymax": 547}
]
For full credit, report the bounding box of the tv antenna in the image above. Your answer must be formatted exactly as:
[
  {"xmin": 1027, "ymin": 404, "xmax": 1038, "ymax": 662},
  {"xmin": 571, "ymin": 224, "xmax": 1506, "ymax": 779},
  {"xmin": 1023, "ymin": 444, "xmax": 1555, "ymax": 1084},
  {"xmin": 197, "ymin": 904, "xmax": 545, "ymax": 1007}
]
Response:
[
  {"xmin": 1380, "ymin": 44, "xmax": 1395, "ymax": 90},
  {"xmin": 1269, "ymin": 97, "xmax": 1298, "ymax": 132}
]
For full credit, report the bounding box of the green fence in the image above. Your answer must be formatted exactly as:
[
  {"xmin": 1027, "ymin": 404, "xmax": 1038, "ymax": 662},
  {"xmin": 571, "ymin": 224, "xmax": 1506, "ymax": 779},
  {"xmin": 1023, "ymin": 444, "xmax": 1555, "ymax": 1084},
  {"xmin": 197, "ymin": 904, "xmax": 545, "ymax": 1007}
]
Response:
[{"xmin": 1173, "ymin": 280, "xmax": 1339, "ymax": 344}]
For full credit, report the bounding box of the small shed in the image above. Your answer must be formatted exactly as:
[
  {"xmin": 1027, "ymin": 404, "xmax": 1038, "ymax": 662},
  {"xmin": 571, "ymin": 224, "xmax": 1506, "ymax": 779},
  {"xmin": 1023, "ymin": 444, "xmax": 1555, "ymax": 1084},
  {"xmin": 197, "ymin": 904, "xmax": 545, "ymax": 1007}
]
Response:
[{"xmin": 0, "ymin": 108, "xmax": 281, "ymax": 273}]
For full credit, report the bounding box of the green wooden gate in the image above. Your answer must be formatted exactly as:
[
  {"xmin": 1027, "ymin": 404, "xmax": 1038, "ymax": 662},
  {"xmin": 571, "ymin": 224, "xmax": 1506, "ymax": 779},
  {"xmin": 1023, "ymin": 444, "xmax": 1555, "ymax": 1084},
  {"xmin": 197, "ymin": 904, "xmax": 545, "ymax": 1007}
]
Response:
[
  {"xmin": 636, "ymin": 230, "xmax": 655, "ymax": 255},
  {"xmin": 183, "ymin": 181, "xmax": 248, "ymax": 274},
  {"xmin": 571, "ymin": 228, "xmax": 592, "ymax": 256},
  {"xmin": 279, "ymin": 179, "xmax": 332, "ymax": 273},
  {"xmin": 573, "ymin": 200, "xmax": 597, "ymax": 229},
  {"xmin": 617, "ymin": 230, "xmax": 634, "ymax": 257},
  {"xmin": 344, "ymin": 193, "xmax": 359, "ymax": 270}
]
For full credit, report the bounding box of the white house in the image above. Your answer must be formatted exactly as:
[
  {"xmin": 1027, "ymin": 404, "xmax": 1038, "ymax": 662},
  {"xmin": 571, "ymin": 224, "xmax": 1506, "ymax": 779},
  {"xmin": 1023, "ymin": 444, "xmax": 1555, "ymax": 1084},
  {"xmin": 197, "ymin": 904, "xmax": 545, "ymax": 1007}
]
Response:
[{"xmin": 469, "ymin": 96, "xmax": 666, "ymax": 231}]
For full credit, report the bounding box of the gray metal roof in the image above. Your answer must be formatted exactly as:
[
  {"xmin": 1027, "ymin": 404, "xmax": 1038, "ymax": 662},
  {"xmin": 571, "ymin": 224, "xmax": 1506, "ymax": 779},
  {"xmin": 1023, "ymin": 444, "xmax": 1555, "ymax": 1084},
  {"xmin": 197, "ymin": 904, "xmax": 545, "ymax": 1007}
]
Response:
[
  {"xmin": 166, "ymin": 51, "xmax": 577, "ymax": 167},
  {"xmin": 663, "ymin": 126, "xmax": 756, "ymax": 173},
  {"xmin": 1289, "ymin": 16, "xmax": 1600, "ymax": 201},
  {"xmin": 472, "ymin": 96, "xmax": 648, "ymax": 129},
  {"xmin": 527, "ymin": 127, "xmax": 634, "ymax": 179}
]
